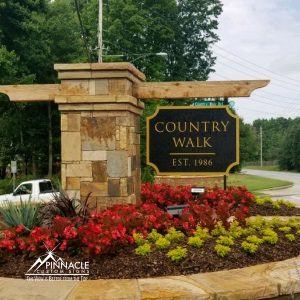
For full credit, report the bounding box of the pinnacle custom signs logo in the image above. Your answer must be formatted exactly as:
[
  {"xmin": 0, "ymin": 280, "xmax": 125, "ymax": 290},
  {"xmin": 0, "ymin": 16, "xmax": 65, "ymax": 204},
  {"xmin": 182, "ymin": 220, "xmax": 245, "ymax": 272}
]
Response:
[{"xmin": 25, "ymin": 245, "xmax": 89, "ymax": 281}]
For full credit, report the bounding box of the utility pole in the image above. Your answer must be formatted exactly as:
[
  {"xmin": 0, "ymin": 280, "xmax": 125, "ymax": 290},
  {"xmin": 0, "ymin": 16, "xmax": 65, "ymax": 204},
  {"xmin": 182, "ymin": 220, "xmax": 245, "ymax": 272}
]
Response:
[
  {"xmin": 260, "ymin": 126, "xmax": 263, "ymax": 167},
  {"xmin": 97, "ymin": 0, "xmax": 103, "ymax": 62}
]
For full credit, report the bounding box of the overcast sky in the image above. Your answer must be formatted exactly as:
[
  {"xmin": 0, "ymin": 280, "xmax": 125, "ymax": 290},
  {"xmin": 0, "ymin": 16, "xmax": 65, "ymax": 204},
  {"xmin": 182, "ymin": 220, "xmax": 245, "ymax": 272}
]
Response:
[{"xmin": 209, "ymin": 0, "xmax": 300, "ymax": 124}]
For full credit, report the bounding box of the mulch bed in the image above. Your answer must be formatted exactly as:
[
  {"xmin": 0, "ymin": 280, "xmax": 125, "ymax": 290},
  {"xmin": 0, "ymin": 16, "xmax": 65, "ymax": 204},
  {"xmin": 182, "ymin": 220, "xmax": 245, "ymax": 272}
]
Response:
[
  {"xmin": 0, "ymin": 231, "xmax": 299, "ymax": 279},
  {"xmin": 249, "ymin": 203, "xmax": 300, "ymax": 216},
  {"xmin": 0, "ymin": 202, "xmax": 300, "ymax": 279}
]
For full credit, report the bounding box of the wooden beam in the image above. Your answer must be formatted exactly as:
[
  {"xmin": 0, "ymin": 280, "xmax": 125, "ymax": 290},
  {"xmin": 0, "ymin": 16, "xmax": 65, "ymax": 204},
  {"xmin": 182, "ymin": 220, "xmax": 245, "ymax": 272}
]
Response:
[
  {"xmin": 0, "ymin": 84, "xmax": 60, "ymax": 102},
  {"xmin": 133, "ymin": 80, "xmax": 270, "ymax": 99}
]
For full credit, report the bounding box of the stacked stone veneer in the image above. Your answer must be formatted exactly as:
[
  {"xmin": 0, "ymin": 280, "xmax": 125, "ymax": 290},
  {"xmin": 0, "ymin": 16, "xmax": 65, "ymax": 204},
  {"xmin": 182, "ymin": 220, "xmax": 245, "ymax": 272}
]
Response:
[{"xmin": 54, "ymin": 63, "xmax": 145, "ymax": 209}]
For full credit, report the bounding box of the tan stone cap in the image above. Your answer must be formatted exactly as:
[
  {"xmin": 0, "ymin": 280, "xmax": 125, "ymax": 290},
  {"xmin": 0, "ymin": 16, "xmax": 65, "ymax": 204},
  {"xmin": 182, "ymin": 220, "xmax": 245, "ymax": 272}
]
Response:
[
  {"xmin": 54, "ymin": 63, "xmax": 146, "ymax": 82},
  {"xmin": 1, "ymin": 256, "xmax": 300, "ymax": 299}
]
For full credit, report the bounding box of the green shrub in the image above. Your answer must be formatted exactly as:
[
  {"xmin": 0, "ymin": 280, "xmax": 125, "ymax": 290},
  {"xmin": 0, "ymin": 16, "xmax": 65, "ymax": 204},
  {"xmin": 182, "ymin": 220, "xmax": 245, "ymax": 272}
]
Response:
[
  {"xmin": 188, "ymin": 236, "xmax": 204, "ymax": 248},
  {"xmin": 211, "ymin": 222, "xmax": 227, "ymax": 236},
  {"xmin": 272, "ymin": 201, "xmax": 281, "ymax": 210},
  {"xmin": 216, "ymin": 236, "xmax": 234, "ymax": 246},
  {"xmin": 0, "ymin": 198, "xmax": 40, "ymax": 230},
  {"xmin": 133, "ymin": 233, "xmax": 147, "ymax": 246},
  {"xmin": 255, "ymin": 196, "xmax": 272, "ymax": 205},
  {"xmin": 194, "ymin": 226, "xmax": 211, "ymax": 240},
  {"xmin": 286, "ymin": 219, "xmax": 300, "ymax": 228},
  {"xmin": 285, "ymin": 234, "xmax": 296, "ymax": 242},
  {"xmin": 165, "ymin": 227, "xmax": 185, "ymax": 243},
  {"xmin": 284, "ymin": 201, "xmax": 296, "ymax": 208},
  {"xmin": 166, "ymin": 246, "xmax": 187, "ymax": 262},
  {"xmin": 262, "ymin": 228, "xmax": 278, "ymax": 245},
  {"xmin": 215, "ymin": 244, "xmax": 231, "ymax": 257},
  {"xmin": 147, "ymin": 229, "xmax": 163, "ymax": 242},
  {"xmin": 229, "ymin": 221, "xmax": 243, "ymax": 238},
  {"xmin": 155, "ymin": 237, "xmax": 171, "ymax": 250},
  {"xmin": 268, "ymin": 217, "xmax": 285, "ymax": 228},
  {"xmin": 297, "ymin": 230, "xmax": 300, "ymax": 235},
  {"xmin": 247, "ymin": 216, "xmax": 266, "ymax": 230},
  {"xmin": 135, "ymin": 243, "xmax": 151, "ymax": 256},
  {"xmin": 278, "ymin": 226, "xmax": 291, "ymax": 233},
  {"xmin": 241, "ymin": 241, "xmax": 258, "ymax": 254},
  {"xmin": 241, "ymin": 227, "xmax": 258, "ymax": 237},
  {"xmin": 246, "ymin": 235, "xmax": 263, "ymax": 245}
]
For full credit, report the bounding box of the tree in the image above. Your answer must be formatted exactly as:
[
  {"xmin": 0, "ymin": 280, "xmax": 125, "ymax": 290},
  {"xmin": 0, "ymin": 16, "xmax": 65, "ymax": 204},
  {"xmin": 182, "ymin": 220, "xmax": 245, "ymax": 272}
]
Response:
[
  {"xmin": 279, "ymin": 119, "xmax": 300, "ymax": 171},
  {"xmin": 253, "ymin": 118, "xmax": 291, "ymax": 162},
  {"xmin": 0, "ymin": 0, "xmax": 223, "ymax": 179},
  {"xmin": 239, "ymin": 120, "xmax": 259, "ymax": 165}
]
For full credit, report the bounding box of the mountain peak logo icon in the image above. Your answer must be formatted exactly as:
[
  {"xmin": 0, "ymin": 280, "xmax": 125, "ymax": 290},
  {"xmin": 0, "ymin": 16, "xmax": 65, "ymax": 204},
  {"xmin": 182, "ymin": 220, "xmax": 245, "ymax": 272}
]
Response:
[
  {"xmin": 25, "ymin": 244, "xmax": 89, "ymax": 280},
  {"xmin": 26, "ymin": 250, "xmax": 62, "ymax": 274}
]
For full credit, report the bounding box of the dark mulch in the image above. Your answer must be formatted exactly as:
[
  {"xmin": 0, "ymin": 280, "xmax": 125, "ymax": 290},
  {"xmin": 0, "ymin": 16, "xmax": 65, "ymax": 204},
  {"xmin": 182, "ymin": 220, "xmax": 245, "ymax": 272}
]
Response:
[
  {"xmin": 250, "ymin": 203, "xmax": 300, "ymax": 216},
  {"xmin": 0, "ymin": 232, "xmax": 299, "ymax": 279}
]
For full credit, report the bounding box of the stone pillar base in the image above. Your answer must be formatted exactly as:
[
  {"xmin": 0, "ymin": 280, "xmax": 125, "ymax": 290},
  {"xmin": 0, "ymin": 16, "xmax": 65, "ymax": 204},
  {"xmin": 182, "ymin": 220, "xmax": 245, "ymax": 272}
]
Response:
[{"xmin": 55, "ymin": 63, "xmax": 145, "ymax": 210}]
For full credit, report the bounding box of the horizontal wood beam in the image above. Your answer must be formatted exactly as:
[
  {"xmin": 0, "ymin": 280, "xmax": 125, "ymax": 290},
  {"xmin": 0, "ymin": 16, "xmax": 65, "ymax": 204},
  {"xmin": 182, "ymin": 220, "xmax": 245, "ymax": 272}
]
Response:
[
  {"xmin": 0, "ymin": 80, "xmax": 270, "ymax": 102},
  {"xmin": 133, "ymin": 80, "xmax": 270, "ymax": 99},
  {"xmin": 0, "ymin": 84, "xmax": 60, "ymax": 102}
]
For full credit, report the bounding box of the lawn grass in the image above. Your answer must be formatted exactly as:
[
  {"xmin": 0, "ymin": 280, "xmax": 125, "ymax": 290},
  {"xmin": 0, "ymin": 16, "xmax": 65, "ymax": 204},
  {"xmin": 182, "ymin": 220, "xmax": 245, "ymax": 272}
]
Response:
[
  {"xmin": 228, "ymin": 173, "xmax": 292, "ymax": 193},
  {"xmin": 244, "ymin": 165, "xmax": 280, "ymax": 171}
]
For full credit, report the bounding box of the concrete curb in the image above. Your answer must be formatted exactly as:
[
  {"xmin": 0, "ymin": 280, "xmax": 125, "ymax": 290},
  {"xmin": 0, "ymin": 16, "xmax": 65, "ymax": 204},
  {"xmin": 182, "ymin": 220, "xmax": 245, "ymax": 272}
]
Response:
[
  {"xmin": 259, "ymin": 184, "xmax": 294, "ymax": 192},
  {"xmin": 0, "ymin": 257, "xmax": 299, "ymax": 299}
]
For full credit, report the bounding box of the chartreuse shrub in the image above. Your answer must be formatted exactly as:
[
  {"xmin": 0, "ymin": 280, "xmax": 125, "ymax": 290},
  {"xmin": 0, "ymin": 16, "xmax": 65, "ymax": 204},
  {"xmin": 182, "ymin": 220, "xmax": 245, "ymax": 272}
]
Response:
[
  {"xmin": 246, "ymin": 216, "xmax": 266, "ymax": 230},
  {"xmin": 262, "ymin": 228, "xmax": 278, "ymax": 245},
  {"xmin": 155, "ymin": 237, "xmax": 171, "ymax": 250},
  {"xmin": 255, "ymin": 196, "xmax": 272, "ymax": 205},
  {"xmin": 194, "ymin": 226, "xmax": 211, "ymax": 240},
  {"xmin": 135, "ymin": 243, "xmax": 151, "ymax": 256},
  {"xmin": 246, "ymin": 235, "xmax": 263, "ymax": 245},
  {"xmin": 187, "ymin": 236, "xmax": 204, "ymax": 248},
  {"xmin": 297, "ymin": 230, "xmax": 300, "ymax": 235},
  {"xmin": 272, "ymin": 201, "xmax": 281, "ymax": 210},
  {"xmin": 241, "ymin": 241, "xmax": 258, "ymax": 254},
  {"xmin": 165, "ymin": 227, "xmax": 185, "ymax": 243},
  {"xmin": 216, "ymin": 236, "xmax": 234, "ymax": 246},
  {"xmin": 147, "ymin": 229, "xmax": 163, "ymax": 242},
  {"xmin": 133, "ymin": 233, "xmax": 147, "ymax": 246},
  {"xmin": 285, "ymin": 234, "xmax": 296, "ymax": 242},
  {"xmin": 229, "ymin": 221, "xmax": 243, "ymax": 239},
  {"xmin": 166, "ymin": 246, "xmax": 187, "ymax": 262},
  {"xmin": 255, "ymin": 196, "xmax": 296, "ymax": 209},
  {"xmin": 215, "ymin": 244, "xmax": 231, "ymax": 257},
  {"xmin": 278, "ymin": 226, "xmax": 291, "ymax": 233},
  {"xmin": 211, "ymin": 222, "xmax": 227, "ymax": 237}
]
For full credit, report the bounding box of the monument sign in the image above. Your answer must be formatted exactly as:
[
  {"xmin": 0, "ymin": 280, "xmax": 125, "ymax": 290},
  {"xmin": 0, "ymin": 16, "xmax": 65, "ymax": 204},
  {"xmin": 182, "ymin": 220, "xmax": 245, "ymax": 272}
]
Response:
[{"xmin": 147, "ymin": 106, "xmax": 239, "ymax": 175}]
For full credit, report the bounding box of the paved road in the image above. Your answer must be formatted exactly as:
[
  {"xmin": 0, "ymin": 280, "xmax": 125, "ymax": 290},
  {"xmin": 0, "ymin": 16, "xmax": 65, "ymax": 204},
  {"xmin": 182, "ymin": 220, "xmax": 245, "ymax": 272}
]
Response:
[{"xmin": 243, "ymin": 169, "xmax": 300, "ymax": 206}]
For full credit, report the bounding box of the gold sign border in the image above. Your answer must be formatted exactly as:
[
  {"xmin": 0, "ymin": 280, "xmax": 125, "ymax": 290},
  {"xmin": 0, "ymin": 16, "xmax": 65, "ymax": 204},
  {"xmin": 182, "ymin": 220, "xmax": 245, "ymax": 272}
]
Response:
[{"xmin": 146, "ymin": 105, "xmax": 240, "ymax": 176}]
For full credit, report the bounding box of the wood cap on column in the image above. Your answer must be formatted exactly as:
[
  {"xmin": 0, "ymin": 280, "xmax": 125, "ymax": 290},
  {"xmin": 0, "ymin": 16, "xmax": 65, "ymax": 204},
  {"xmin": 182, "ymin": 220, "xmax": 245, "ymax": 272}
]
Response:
[{"xmin": 54, "ymin": 63, "xmax": 146, "ymax": 83}]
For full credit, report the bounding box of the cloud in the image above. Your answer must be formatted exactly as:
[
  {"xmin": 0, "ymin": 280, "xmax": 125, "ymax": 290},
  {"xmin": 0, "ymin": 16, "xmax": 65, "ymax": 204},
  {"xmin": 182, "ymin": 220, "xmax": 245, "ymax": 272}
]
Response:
[{"xmin": 210, "ymin": 0, "xmax": 300, "ymax": 123}]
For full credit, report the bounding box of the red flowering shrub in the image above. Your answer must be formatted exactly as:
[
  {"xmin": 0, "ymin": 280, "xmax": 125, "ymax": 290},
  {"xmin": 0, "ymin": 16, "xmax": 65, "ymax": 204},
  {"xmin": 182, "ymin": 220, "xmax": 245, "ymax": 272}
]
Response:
[
  {"xmin": 141, "ymin": 184, "xmax": 254, "ymax": 231},
  {"xmin": 0, "ymin": 184, "xmax": 255, "ymax": 256},
  {"xmin": 0, "ymin": 203, "xmax": 173, "ymax": 256},
  {"xmin": 141, "ymin": 183, "xmax": 193, "ymax": 208}
]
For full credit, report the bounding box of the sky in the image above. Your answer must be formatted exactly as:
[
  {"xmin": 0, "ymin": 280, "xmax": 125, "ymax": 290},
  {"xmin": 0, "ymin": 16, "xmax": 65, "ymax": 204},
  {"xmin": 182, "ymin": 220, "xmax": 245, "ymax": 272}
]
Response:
[{"xmin": 209, "ymin": 0, "xmax": 300, "ymax": 124}]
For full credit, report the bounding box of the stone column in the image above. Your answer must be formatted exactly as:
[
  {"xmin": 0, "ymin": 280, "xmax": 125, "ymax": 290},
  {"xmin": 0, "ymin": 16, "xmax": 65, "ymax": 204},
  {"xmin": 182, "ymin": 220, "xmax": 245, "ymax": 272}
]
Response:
[{"xmin": 54, "ymin": 63, "xmax": 145, "ymax": 209}]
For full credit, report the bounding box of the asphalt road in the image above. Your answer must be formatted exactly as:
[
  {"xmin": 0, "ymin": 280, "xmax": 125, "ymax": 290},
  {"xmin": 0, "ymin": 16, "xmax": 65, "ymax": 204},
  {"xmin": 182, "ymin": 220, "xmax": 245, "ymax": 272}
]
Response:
[{"xmin": 243, "ymin": 169, "xmax": 300, "ymax": 206}]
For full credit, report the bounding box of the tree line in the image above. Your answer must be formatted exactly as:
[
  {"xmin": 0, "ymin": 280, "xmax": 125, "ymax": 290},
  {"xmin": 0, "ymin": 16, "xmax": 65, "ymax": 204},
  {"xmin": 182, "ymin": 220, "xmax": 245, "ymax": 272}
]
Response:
[
  {"xmin": 0, "ymin": 0, "xmax": 224, "ymax": 179},
  {"xmin": 252, "ymin": 118, "xmax": 300, "ymax": 171},
  {"xmin": 2, "ymin": 1, "xmax": 298, "ymax": 179}
]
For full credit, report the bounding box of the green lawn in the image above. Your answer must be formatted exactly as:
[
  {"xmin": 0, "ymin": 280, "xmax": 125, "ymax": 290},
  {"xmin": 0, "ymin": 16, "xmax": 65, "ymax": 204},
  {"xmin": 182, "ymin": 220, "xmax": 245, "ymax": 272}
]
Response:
[
  {"xmin": 228, "ymin": 173, "xmax": 292, "ymax": 193},
  {"xmin": 243, "ymin": 165, "xmax": 280, "ymax": 171}
]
